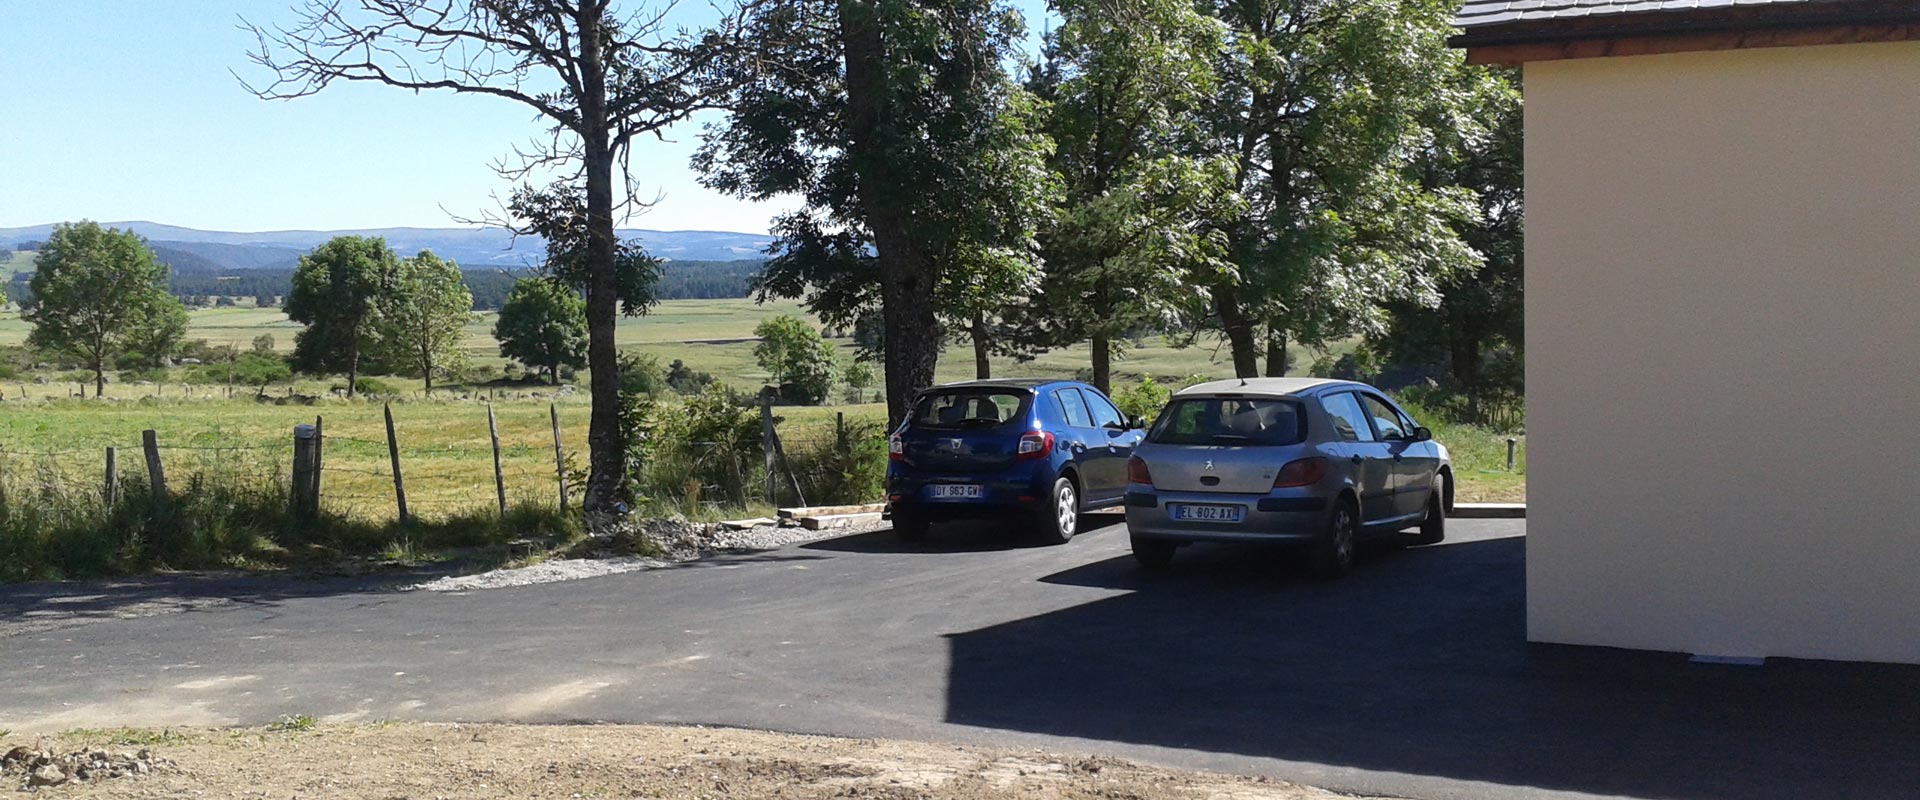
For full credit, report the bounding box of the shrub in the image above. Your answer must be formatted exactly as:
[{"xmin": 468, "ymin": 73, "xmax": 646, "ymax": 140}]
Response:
[
  {"xmin": 782, "ymin": 418, "xmax": 887, "ymax": 506},
  {"xmin": 329, "ymin": 377, "xmax": 399, "ymax": 396},
  {"xmin": 665, "ymin": 359, "xmax": 715, "ymax": 394},
  {"xmin": 1112, "ymin": 375, "xmax": 1171, "ymax": 424},
  {"xmin": 628, "ymin": 383, "xmax": 764, "ymax": 509},
  {"xmin": 618, "ymin": 352, "xmax": 669, "ymax": 397}
]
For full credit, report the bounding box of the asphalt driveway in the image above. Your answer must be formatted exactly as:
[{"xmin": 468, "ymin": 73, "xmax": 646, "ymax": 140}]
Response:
[{"xmin": 1, "ymin": 516, "xmax": 1914, "ymax": 800}]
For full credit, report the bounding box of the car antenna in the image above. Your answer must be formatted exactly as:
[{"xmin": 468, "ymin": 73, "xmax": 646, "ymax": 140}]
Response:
[{"xmin": 1239, "ymin": 377, "xmax": 1247, "ymax": 387}]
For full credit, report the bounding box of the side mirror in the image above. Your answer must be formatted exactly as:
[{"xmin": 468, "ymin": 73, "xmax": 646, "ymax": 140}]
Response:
[
  {"xmin": 1126, "ymin": 415, "xmax": 1146, "ymax": 430},
  {"xmin": 1412, "ymin": 426, "xmax": 1433, "ymax": 442}
]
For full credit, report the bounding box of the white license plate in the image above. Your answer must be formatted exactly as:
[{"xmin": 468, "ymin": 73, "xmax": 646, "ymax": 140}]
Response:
[
  {"xmin": 1171, "ymin": 503, "xmax": 1244, "ymax": 523},
  {"xmin": 928, "ymin": 484, "xmax": 984, "ymax": 499}
]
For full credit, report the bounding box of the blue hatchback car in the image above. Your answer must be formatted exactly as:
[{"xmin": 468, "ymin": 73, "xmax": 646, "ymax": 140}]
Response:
[{"xmin": 886, "ymin": 379, "xmax": 1147, "ymax": 543}]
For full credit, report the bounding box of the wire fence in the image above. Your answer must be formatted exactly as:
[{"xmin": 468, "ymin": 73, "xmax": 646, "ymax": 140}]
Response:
[{"xmin": 0, "ymin": 399, "xmax": 890, "ymax": 525}]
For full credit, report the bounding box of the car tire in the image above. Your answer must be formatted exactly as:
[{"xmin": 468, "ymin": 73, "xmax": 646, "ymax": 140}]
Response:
[
  {"xmin": 1131, "ymin": 536, "xmax": 1175, "ymax": 570},
  {"xmin": 1036, "ymin": 476, "xmax": 1079, "ymax": 545},
  {"xmin": 1310, "ymin": 498, "xmax": 1358, "ymax": 578},
  {"xmin": 893, "ymin": 511, "xmax": 929, "ymax": 542},
  {"xmin": 1416, "ymin": 477, "xmax": 1446, "ymax": 545}
]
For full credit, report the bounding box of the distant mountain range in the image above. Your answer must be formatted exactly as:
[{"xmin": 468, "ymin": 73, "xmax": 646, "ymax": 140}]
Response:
[{"xmin": 0, "ymin": 221, "xmax": 772, "ymax": 271}]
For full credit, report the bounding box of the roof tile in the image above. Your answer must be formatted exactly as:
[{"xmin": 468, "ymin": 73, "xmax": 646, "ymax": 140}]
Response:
[{"xmin": 1454, "ymin": 0, "xmax": 1847, "ymax": 29}]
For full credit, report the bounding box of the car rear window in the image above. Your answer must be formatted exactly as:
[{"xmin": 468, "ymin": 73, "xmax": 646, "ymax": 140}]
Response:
[
  {"xmin": 911, "ymin": 390, "xmax": 1029, "ymax": 429},
  {"xmin": 1148, "ymin": 397, "xmax": 1306, "ymax": 446}
]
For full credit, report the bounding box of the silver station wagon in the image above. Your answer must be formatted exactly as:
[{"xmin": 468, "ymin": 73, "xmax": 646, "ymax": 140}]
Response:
[{"xmin": 1124, "ymin": 378, "xmax": 1450, "ymax": 576}]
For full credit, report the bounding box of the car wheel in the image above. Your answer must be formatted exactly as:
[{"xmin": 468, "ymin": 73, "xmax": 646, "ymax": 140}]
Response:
[
  {"xmin": 1037, "ymin": 476, "xmax": 1079, "ymax": 544},
  {"xmin": 1310, "ymin": 498, "xmax": 1358, "ymax": 578},
  {"xmin": 893, "ymin": 511, "xmax": 929, "ymax": 542},
  {"xmin": 1131, "ymin": 536, "xmax": 1175, "ymax": 569},
  {"xmin": 1416, "ymin": 477, "xmax": 1446, "ymax": 545}
]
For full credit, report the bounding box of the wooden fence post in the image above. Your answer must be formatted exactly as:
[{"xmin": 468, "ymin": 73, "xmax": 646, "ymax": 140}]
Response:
[
  {"xmin": 311, "ymin": 415, "xmax": 325, "ymax": 510},
  {"xmin": 141, "ymin": 429, "xmax": 166, "ymax": 503},
  {"xmin": 103, "ymin": 446, "xmax": 118, "ymax": 507},
  {"xmin": 384, "ymin": 403, "xmax": 409, "ymax": 524},
  {"xmin": 760, "ymin": 394, "xmax": 777, "ymax": 505},
  {"xmin": 290, "ymin": 424, "xmax": 316, "ymax": 517},
  {"xmin": 487, "ymin": 404, "xmax": 506, "ymax": 516},
  {"xmin": 549, "ymin": 403, "xmax": 568, "ymax": 513}
]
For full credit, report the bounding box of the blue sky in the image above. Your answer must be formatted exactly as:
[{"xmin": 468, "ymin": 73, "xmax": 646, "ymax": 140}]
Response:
[{"xmin": 0, "ymin": 0, "xmax": 1048, "ymax": 235}]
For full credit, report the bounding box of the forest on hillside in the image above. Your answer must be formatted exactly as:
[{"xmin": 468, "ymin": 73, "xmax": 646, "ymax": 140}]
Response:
[{"xmin": 2, "ymin": 255, "xmax": 763, "ymax": 309}]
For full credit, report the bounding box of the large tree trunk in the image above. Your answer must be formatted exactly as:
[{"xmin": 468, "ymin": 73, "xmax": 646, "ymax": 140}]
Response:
[
  {"xmin": 93, "ymin": 363, "xmax": 104, "ymax": 399},
  {"xmin": 1213, "ymin": 286, "xmax": 1260, "ymax": 378},
  {"xmin": 1264, "ymin": 331, "xmax": 1288, "ymax": 377},
  {"xmin": 579, "ymin": 16, "xmax": 625, "ymax": 514},
  {"xmin": 971, "ymin": 313, "xmax": 991, "ymax": 380},
  {"xmin": 1090, "ymin": 332, "xmax": 1111, "ymax": 395},
  {"xmin": 1449, "ymin": 335, "xmax": 1484, "ymax": 394},
  {"xmin": 842, "ymin": 0, "xmax": 940, "ymax": 430},
  {"xmin": 345, "ymin": 341, "xmax": 359, "ymax": 398}
]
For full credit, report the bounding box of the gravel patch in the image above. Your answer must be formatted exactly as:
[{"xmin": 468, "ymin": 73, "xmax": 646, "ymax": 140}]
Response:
[{"xmin": 409, "ymin": 517, "xmax": 881, "ymax": 593}]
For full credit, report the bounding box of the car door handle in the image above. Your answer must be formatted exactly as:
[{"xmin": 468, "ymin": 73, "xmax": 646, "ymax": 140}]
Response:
[{"xmin": 1070, "ymin": 442, "xmax": 1087, "ymax": 454}]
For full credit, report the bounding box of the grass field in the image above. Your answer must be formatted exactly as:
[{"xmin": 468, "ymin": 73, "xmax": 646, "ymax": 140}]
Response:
[
  {"xmin": 0, "ymin": 250, "xmax": 32, "ymax": 278},
  {"xmin": 0, "ymin": 297, "xmax": 1522, "ymax": 528}
]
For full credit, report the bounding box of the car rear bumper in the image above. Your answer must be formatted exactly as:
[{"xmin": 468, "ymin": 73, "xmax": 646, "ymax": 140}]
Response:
[
  {"xmin": 1124, "ymin": 488, "xmax": 1329, "ymax": 542},
  {"xmin": 886, "ymin": 466, "xmax": 1048, "ymax": 518}
]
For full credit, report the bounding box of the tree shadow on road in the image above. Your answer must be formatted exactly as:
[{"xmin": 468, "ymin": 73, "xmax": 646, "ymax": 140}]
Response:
[
  {"xmin": 945, "ymin": 534, "xmax": 1920, "ymax": 800},
  {"xmin": 0, "ymin": 563, "xmax": 461, "ymax": 640},
  {"xmin": 804, "ymin": 513, "xmax": 1127, "ymax": 554}
]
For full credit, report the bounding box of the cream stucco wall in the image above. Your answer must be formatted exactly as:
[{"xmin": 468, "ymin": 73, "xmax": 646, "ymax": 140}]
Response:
[{"xmin": 1524, "ymin": 41, "xmax": 1920, "ymax": 663}]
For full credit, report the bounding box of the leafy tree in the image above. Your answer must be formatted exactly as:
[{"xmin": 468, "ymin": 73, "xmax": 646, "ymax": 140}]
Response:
[
  {"xmin": 495, "ymin": 279, "xmax": 587, "ymax": 384},
  {"xmin": 251, "ymin": 333, "xmax": 276, "ymax": 353},
  {"xmin": 665, "ymin": 358, "xmax": 716, "ymax": 394},
  {"xmin": 1022, "ymin": 0, "xmax": 1237, "ymax": 393},
  {"xmin": 226, "ymin": 352, "xmax": 294, "ymax": 395},
  {"xmin": 1374, "ymin": 68, "xmax": 1523, "ymax": 398},
  {"xmin": 618, "ymin": 351, "xmax": 669, "ymax": 397},
  {"xmin": 285, "ymin": 236, "xmax": 398, "ymax": 397},
  {"xmin": 701, "ymin": 0, "xmax": 1053, "ymax": 425},
  {"xmin": 1197, "ymin": 0, "xmax": 1483, "ymax": 377},
  {"xmin": 376, "ymin": 250, "xmax": 473, "ymax": 392},
  {"xmin": 22, "ymin": 221, "xmax": 187, "ymax": 396},
  {"xmin": 120, "ymin": 300, "xmax": 190, "ymax": 369},
  {"xmin": 753, "ymin": 314, "xmax": 839, "ymax": 405},
  {"xmin": 245, "ymin": 0, "xmax": 756, "ymax": 513},
  {"xmin": 843, "ymin": 357, "xmax": 876, "ymax": 403}
]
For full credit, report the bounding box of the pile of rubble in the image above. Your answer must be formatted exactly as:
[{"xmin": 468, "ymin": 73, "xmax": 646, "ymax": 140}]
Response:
[{"xmin": 2, "ymin": 745, "xmax": 176, "ymax": 789}]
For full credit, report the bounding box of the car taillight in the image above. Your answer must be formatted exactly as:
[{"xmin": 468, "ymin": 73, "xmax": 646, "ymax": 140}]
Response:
[
  {"xmin": 888, "ymin": 434, "xmax": 905, "ymax": 461},
  {"xmin": 1015, "ymin": 430, "xmax": 1054, "ymax": 460},
  {"xmin": 1126, "ymin": 455, "xmax": 1153, "ymax": 486},
  {"xmin": 1274, "ymin": 457, "xmax": 1327, "ymax": 488}
]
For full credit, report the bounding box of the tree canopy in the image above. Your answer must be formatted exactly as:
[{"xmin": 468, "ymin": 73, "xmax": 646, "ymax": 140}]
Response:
[
  {"xmin": 753, "ymin": 314, "xmax": 839, "ymax": 405},
  {"xmin": 495, "ymin": 278, "xmax": 588, "ymax": 385},
  {"xmin": 245, "ymin": 0, "xmax": 757, "ymax": 512},
  {"xmin": 701, "ymin": 0, "xmax": 1054, "ymax": 425},
  {"xmin": 285, "ymin": 235, "xmax": 399, "ymax": 398},
  {"xmin": 375, "ymin": 250, "xmax": 474, "ymax": 392},
  {"xmin": 1197, "ymin": 0, "xmax": 1485, "ymax": 377},
  {"xmin": 23, "ymin": 221, "xmax": 187, "ymax": 396}
]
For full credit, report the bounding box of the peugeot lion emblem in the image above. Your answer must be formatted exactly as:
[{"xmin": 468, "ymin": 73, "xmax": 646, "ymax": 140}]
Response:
[{"xmin": 1204, "ymin": 459, "xmax": 1215, "ymax": 471}]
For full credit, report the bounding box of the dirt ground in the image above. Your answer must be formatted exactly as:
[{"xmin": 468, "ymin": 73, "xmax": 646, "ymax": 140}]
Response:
[{"xmin": 8, "ymin": 722, "xmax": 1367, "ymax": 799}]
